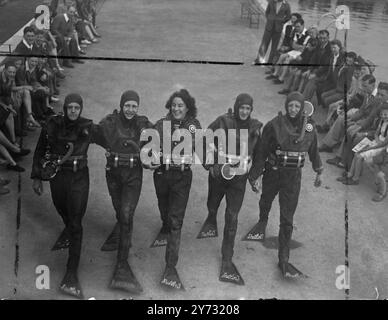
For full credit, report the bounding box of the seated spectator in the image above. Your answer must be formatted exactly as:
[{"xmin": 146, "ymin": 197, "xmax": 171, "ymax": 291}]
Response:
[
  {"xmin": 278, "ymin": 37, "xmax": 318, "ymax": 95},
  {"xmin": 336, "ymin": 104, "xmax": 388, "ymax": 200},
  {"xmin": 319, "ymin": 74, "xmax": 377, "ymax": 155},
  {"xmin": 14, "ymin": 26, "xmax": 40, "ymax": 60},
  {"xmin": 0, "ymin": 102, "xmax": 30, "ymax": 172},
  {"xmin": 334, "ymin": 82, "xmax": 388, "ymax": 169},
  {"xmin": 303, "ymin": 39, "xmax": 345, "ymax": 108},
  {"xmin": 320, "ymin": 51, "xmax": 357, "ymax": 108},
  {"xmin": 75, "ymin": 0, "xmax": 101, "ymax": 43},
  {"xmin": 266, "ymin": 18, "xmax": 310, "ymax": 85},
  {"xmin": 316, "ymin": 51, "xmax": 358, "ymax": 133},
  {"xmin": 87, "ymin": 0, "xmax": 98, "ymax": 29},
  {"xmin": 323, "ymin": 77, "xmax": 387, "ymax": 169},
  {"xmin": 51, "ymin": 5, "xmax": 84, "ymax": 68},
  {"xmin": 0, "ymin": 60, "xmax": 40, "ymax": 136},
  {"xmin": 32, "ymin": 15, "xmax": 66, "ymax": 76},
  {"xmin": 15, "ymin": 56, "xmax": 55, "ymax": 123},
  {"xmin": 36, "ymin": 57, "xmax": 60, "ymax": 103},
  {"xmin": 298, "ymin": 29, "xmax": 332, "ymax": 94},
  {"xmin": 34, "ymin": 29, "xmax": 65, "ymax": 85},
  {"xmin": 0, "ymin": 175, "xmax": 10, "ymax": 195},
  {"xmin": 264, "ymin": 12, "xmax": 301, "ymax": 75},
  {"xmin": 324, "ymin": 58, "xmax": 373, "ymax": 125},
  {"xmin": 368, "ymin": 146, "xmax": 388, "ymax": 202}
]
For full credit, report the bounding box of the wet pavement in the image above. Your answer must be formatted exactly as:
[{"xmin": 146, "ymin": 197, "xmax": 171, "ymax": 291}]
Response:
[{"xmin": 0, "ymin": 0, "xmax": 387, "ymax": 300}]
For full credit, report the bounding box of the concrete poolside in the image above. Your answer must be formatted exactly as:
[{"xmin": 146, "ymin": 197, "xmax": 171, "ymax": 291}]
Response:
[{"xmin": 0, "ymin": 0, "xmax": 387, "ymax": 300}]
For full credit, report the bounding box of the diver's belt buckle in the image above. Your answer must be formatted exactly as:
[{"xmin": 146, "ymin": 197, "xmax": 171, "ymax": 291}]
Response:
[
  {"xmin": 60, "ymin": 155, "xmax": 88, "ymax": 172},
  {"xmin": 275, "ymin": 150, "xmax": 306, "ymax": 168},
  {"xmin": 162, "ymin": 155, "xmax": 193, "ymax": 172},
  {"xmin": 106, "ymin": 152, "xmax": 140, "ymax": 168}
]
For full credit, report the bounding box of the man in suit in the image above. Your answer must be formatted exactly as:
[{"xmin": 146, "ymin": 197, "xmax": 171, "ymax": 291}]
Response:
[
  {"xmin": 301, "ymin": 30, "xmax": 333, "ymax": 103},
  {"xmin": 315, "ymin": 39, "xmax": 345, "ymax": 102},
  {"xmin": 51, "ymin": 5, "xmax": 83, "ymax": 68},
  {"xmin": 254, "ymin": 0, "xmax": 291, "ymax": 65},
  {"xmin": 319, "ymin": 75, "xmax": 377, "ymax": 159},
  {"xmin": 14, "ymin": 27, "xmax": 40, "ymax": 60},
  {"xmin": 327, "ymin": 81, "xmax": 388, "ymax": 170}
]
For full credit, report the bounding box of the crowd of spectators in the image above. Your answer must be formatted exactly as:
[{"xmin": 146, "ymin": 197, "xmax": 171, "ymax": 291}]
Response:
[
  {"xmin": 0, "ymin": 0, "xmax": 100, "ymax": 195},
  {"xmin": 261, "ymin": 10, "xmax": 388, "ymax": 202}
]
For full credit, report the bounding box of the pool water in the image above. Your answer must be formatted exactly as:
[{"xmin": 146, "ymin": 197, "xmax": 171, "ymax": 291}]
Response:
[{"xmin": 287, "ymin": 0, "xmax": 388, "ymax": 81}]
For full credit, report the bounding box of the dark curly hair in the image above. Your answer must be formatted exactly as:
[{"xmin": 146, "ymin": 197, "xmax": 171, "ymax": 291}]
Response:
[{"xmin": 165, "ymin": 88, "xmax": 197, "ymax": 118}]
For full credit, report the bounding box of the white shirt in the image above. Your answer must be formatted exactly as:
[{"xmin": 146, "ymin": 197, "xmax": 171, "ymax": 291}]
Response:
[
  {"xmin": 275, "ymin": 1, "xmax": 286, "ymax": 14},
  {"xmin": 22, "ymin": 39, "xmax": 33, "ymax": 50},
  {"xmin": 332, "ymin": 53, "xmax": 340, "ymax": 71}
]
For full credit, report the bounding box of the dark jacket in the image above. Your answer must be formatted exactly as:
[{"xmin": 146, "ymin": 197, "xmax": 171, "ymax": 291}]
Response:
[
  {"xmin": 51, "ymin": 13, "xmax": 74, "ymax": 38},
  {"xmin": 14, "ymin": 40, "xmax": 40, "ymax": 58},
  {"xmin": 249, "ymin": 113, "xmax": 322, "ymax": 182},
  {"xmin": 98, "ymin": 110, "xmax": 153, "ymax": 152},
  {"xmin": 324, "ymin": 52, "xmax": 346, "ymax": 84},
  {"xmin": 31, "ymin": 114, "xmax": 102, "ymax": 179},
  {"xmin": 311, "ymin": 42, "xmax": 333, "ymax": 78},
  {"xmin": 264, "ymin": 0, "xmax": 292, "ymax": 33},
  {"xmin": 335, "ymin": 65, "xmax": 354, "ymax": 94}
]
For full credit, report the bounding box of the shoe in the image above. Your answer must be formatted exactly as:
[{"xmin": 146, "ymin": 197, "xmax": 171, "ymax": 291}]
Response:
[
  {"xmin": 0, "ymin": 178, "xmax": 11, "ymax": 186},
  {"xmin": 278, "ymin": 89, "xmax": 290, "ymax": 95},
  {"xmin": 63, "ymin": 62, "xmax": 74, "ymax": 68},
  {"xmin": 7, "ymin": 164, "xmax": 25, "ymax": 172},
  {"xmin": 79, "ymin": 50, "xmax": 86, "ymax": 55},
  {"xmin": 11, "ymin": 148, "xmax": 30, "ymax": 157},
  {"xmin": 94, "ymin": 32, "xmax": 102, "ymax": 38},
  {"xmin": 336, "ymin": 176, "xmax": 348, "ymax": 183},
  {"xmin": 91, "ymin": 38, "xmax": 99, "ymax": 43},
  {"xmin": 73, "ymin": 59, "xmax": 85, "ymax": 64},
  {"xmin": 319, "ymin": 144, "xmax": 333, "ymax": 153},
  {"xmin": 265, "ymin": 69, "xmax": 273, "ymax": 75},
  {"xmin": 273, "ymin": 79, "xmax": 284, "ymax": 85},
  {"xmin": 316, "ymin": 124, "xmax": 330, "ymax": 134},
  {"xmin": 81, "ymin": 39, "xmax": 92, "ymax": 45},
  {"xmin": 80, "ymin": 44, "xmax": 88, "ymax": 48},
  {"xmin": 372, "ymin": 192, "xmax": 387, "ymax": 202},
  {"xmin": 55, "ymin": 70, "xmax": 66, "ymax": 79},
  {"xmin": 337, "ymin": 161, "xmax": 345, "ymax": 169},
  {"xmin": 265, "ymin": 75, "xmax": 277, "ymax": 80},
  {"xmin": 0, "ymin": 186, "xmax": 10, "ymax": 195},
  {"xmin": 342, "ymin": 178, "xmax": 359, "ymax": 185},
  {"xmin": 326, "ymin": 157, "xmax": 341, "ymax": 166}
]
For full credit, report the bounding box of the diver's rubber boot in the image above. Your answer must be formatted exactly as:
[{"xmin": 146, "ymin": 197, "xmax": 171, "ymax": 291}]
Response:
[
  {"xmin": 150, "ymin": 225, "xmax": 170, "ymax": 248},
  {"xmin": 51, "ymin": 228, "xmax": 70, "ymax": 251},
  {"xmin": 160, "ymin": 265, "xmax": 185, "ymax": 291},
  {"xmin": 242, "ymin": 221, "xmax": 267, "ymax": 242},
  {"xmin": 196, "ymin": 218, "xmax": 218, "ymax": 239},
  {"xmin": 219, "ymin": 260, "xmax": 245, "ymax": 285},
  {"xmin": 278, "ymin": 261, "xmax": 307, "ymax": 279},
  {"xmin": 101, "ymin": 223, "xmax": 120, "ymax": 251},
  {"xmin": 59, "ymin": 270, "xmax": 84, "ymax": 299},
  {"xmin": 110, "ymin": 261, "xmax": 143, "ymax": 294}
]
